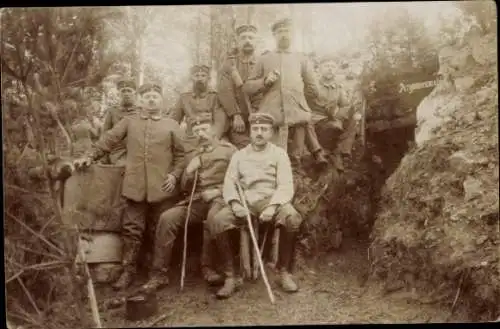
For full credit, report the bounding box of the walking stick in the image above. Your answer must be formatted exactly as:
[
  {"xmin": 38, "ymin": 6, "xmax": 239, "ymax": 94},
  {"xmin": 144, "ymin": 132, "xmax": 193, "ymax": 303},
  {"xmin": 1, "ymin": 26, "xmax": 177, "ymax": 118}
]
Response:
[
  {"xmin": 180, "ymin": 170, "xmax": 198, "ymax": 291},
  {"xmin": 234, "ymin": 180, "xmax": 276, "ymax": 304}
]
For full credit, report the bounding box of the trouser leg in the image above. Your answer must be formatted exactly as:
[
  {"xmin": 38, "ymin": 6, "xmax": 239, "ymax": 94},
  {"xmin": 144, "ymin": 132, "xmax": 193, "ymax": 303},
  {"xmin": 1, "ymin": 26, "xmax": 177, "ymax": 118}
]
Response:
[
  {"xmin": 112, "ymin": 199, "xmax": 147, "ymax": 290},
  {"xmin": 304, "ymin": 123, "xmax": 328, "ymax": 166},
  {"xmin": 274, "ymin": 203, "xmax": 302, "ymax": 293}
]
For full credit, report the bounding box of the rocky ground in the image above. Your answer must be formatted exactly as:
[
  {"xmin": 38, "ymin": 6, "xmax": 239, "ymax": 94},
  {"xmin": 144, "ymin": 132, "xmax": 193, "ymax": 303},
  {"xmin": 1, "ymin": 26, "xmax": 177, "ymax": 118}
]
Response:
[{"xmin": 91, "ymin": 238, "xmax": 466, "ymax": 327}]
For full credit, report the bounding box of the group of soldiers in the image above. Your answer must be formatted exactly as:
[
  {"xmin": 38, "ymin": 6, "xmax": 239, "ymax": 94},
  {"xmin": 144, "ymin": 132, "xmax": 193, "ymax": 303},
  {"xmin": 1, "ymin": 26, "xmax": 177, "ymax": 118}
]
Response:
[{"xmin": 73, "ymin": 17, "xmax": 362, "ymax": 300}]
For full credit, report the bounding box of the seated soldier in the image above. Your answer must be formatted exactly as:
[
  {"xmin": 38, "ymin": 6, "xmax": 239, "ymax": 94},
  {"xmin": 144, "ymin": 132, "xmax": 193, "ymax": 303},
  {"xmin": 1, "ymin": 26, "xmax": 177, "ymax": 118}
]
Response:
[
  {"xmin": 307, "ymin": 56, "xmax": 357, "ymax": 170},
  {"xmin": 74, "ymin": 83, "xmax": 185, "ymax": 290},
  {"xmin": 142, "ymin": 117, "xmax": 238, "ymax": 291},
  {"xmin": 206, "ymin": 113, "xmax": 302, "ymax": 299}
]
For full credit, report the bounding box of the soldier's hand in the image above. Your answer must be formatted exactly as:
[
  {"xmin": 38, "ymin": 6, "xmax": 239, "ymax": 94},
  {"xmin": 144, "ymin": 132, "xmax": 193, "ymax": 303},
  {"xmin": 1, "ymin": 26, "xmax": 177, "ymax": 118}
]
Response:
[
  {"xmin": 161, "ymin": 174, "xmax": 177, "ymax": 193},
  {"xmin": 259, "ymin": 205, "xmax": 277, "ymax": 223},
  {"xmin": 231, "ymin": 201, "xmax": 249, "ymax": 218},
  {"xmin": 264, "ymin": 70, "xmax": 280, "ymax": 87},
  {"xmin": 186, "ymin": 156, "xmax": 201, "ymax": 175},
  {"xmin": 73, "ymin": 157, "xmax": 92, "ymax": 170},
  {"xmin": 232, "ymin": 114, "xmax": 246, "ymax": 133}
]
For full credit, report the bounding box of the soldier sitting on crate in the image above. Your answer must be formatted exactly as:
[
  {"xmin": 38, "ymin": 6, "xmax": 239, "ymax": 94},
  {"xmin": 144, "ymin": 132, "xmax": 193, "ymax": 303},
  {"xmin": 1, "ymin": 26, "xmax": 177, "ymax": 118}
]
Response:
[
  {"xmin": 73, "ymin": 83, "xmax": 186, "ymax": 290},
  {"xmin": 141, "ymin": 116, "xmax": 238, "ymax": 292},
  {"xmin": 206, "ymin": 113, "xmax": 303, "ymax": 299}
]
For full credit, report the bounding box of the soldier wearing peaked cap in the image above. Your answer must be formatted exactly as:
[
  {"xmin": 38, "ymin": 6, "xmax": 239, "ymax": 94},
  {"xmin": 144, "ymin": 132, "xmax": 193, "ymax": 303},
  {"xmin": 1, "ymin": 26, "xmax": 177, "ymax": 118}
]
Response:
[
  {"xmin": 243, "ymin": 17, "xmax": 328, "ymax": 168},
  {"xmin": 169, "ymin": 64, "xmax": 227, "ymax": 141},
  {"xmin": 306, "ymin": 55, "xmax": 359, "ymax": 171},
  {"xmin": 205, "ymin": 109, "xmax": 303, "ymax": 299},
  {"xmin": 102, "ymin": 78, "xmax": 140, "ymax": 165},
  {"xmin": 141, "ymin": 116, "xmax": 238, "ymax": 292},
  {"xmin": 74, "ymin": 80, "xmax": 186, "ymax": 290},
  {"xmin": 218, "ymin": 23, "xmax": 261, "ymax": 149}
]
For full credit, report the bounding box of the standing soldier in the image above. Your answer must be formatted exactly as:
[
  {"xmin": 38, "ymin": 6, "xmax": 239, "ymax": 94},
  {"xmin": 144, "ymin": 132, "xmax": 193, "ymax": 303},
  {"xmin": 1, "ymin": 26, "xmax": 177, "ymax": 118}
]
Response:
[
  {"xmin": 207, "ymin": 113, "xmax": 303, "ymax": 299},
  {"xmin": 74, "ymin": 83, "xmax": 185, "ymax": 290},
  {"xmin": 308, "ymin": 57, "xmax": 359, "ymax": 171},
  {"xmin": 141, "ymin": 117, "xmax": 237, "ymax": 292},
  {"xmin": 102, "ymin": 78, "xmax": 140, "ymax": 165},
  {"xmin": 169, "ymin": 65, "xmax": 227, "ymax": 143},
  {"xmin": 218, "ymin": 24, "xmax": 260, "ymax": 149},
  {"xmin": 243, "ymin": 18, "xmax": 328, "ymax": 167}
]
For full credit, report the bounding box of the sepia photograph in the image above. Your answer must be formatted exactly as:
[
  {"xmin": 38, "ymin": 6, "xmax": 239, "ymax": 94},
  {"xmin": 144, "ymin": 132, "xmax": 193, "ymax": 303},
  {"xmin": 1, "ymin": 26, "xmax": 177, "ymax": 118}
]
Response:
[{"xmin": 1, "ymin": 1, "xmax": 498, "ymax": 328}]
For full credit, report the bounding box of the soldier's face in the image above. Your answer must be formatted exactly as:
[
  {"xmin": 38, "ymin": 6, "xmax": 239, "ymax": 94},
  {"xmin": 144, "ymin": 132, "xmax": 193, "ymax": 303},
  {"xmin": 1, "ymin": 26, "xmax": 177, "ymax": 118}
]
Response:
[
  {"xmin": 250, "ymin": 123, "xmax": 273, "ymax": 146},
  {"xmin": 141, "ymin": 91, "xmax": 162, "ymax": 110},
  {"xmin": 192, "ymin": 123, "xmax": 213, "ymax": 143},
  {"xmin": 320, "ymin": 61, "xmax": 336, "ymax": 80},
  {"xmin": 192, "ymin": 71, "xmax": 209, "ymax": 89},
  {"xmin": 120, "ymin": 87, "xmax": 136, "ymax": 105},
  {"xmin": 273, "ymin": 27, "xmax": 292, "ymax": 50},
  {"xmin": 238, "ymin": 32, "xmax": 256, "ymax": 54}
]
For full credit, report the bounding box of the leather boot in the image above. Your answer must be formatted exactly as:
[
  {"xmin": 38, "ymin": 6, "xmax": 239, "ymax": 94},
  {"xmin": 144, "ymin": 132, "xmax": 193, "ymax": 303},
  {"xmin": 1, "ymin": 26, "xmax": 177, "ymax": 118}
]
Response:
[
  {"xmin": 276, "ymin": 228, "xmax": 299, "ymax": 293},
  {"xmin": 333, "ymin": 152, "xmax": 344, "ymax": 172},
  {"xmin": 112, "ymin": 240, "xmax": 140, "ymax": 290},
  {"xmin": 141, "ymin": 269, "xmax": 169, "ymax": 293},
  {"xmin": 313, "ymin": 149, "xmax": 329, "ymax": 167},
  {"xmin": 215, "ymin": 232, "xmax": 240, "ymax": 299},
  {"xmin": 201, "ymin": 230, "xmax": 224, "ymax": 286}
]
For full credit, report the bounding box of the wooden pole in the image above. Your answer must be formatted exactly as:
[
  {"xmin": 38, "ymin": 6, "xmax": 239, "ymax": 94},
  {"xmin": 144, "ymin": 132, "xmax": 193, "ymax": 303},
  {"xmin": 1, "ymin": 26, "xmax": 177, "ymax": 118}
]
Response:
[{"xmin": 180, "ymin": 170, "xmax": 198, "ymax": 291}]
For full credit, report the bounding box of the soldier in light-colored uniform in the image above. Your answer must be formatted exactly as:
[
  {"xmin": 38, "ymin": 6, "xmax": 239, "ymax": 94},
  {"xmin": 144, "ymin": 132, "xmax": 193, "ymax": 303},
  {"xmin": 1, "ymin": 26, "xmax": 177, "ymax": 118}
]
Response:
[{"xmin": 206, "ymin": 113, "xmax": 303, "ymax": 299}]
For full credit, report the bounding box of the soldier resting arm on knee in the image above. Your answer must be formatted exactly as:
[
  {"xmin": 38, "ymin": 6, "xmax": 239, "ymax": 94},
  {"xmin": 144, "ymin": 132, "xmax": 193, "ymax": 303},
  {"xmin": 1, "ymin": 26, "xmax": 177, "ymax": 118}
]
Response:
[{"xmin": 205, "ymin": 112, "xmax": 302, "ymax": 300}]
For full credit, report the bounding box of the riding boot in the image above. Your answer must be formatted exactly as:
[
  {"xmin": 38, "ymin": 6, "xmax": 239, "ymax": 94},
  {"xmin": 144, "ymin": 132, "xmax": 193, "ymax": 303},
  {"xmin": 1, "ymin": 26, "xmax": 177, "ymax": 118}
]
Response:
[
  {"xmin": 313, "ymin": 149, "xmax": 329, "ymax": 167},
  {"xmin": 276, "ymin": 228, "xmax": 299, "ymax": 293},
  {"xmin": 112, "ymin": 239, "xmax": 141, "ymax": 290},
  {"xmin": 333, "ymin": 152, "xmax": 344, "ymax": 172},
  {"xmin": 215, "ymin": 232, "xmax": 240, "ymax": 299},
  {"xmin": 201, "ymin": 230, "xmax": 224, "ymax": 286},
  {"xmin": 141, "ymin": 235, "xmax": 176, "ymax": 292}
]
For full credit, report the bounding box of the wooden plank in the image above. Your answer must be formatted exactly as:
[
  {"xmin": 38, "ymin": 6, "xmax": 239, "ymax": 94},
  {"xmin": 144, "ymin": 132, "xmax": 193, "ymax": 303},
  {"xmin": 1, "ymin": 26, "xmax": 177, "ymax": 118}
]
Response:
[
  {"xmin": 251, "ymin": 218, "xmax": 259, "ymax": 280},
  {"xmin": 240, "ymin": 227, "xmax": 251, "ymax": 279}
]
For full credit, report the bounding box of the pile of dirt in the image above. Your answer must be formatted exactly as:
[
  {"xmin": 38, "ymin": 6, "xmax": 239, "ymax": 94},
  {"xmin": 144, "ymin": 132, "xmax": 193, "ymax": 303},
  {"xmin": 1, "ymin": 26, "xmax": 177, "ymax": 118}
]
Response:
[{"xmin": 369, "ymin": 32, "xmax": 499, "ymax": 321}]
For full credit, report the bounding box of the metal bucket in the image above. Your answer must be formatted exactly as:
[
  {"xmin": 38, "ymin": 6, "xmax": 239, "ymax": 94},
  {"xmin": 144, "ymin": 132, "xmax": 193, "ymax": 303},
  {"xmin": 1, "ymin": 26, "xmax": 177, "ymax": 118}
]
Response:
[{"xmin": 125, "ymin": 292, "xmax": 158, "ymax": 321}]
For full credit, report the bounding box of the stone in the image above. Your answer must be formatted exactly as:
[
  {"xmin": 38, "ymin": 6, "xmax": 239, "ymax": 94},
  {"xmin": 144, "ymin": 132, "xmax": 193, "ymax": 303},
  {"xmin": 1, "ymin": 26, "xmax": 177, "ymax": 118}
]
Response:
[
  {"xmin": 448, "ymin": 151, "xmax": 475, "ymax": 173},
  {"xmin": 463, "ymin": 176, "xmax": 483, "ymax": 201},
  {"xmin": 476, "ymin": 236, "xmax": 489, "ymax": 246}
]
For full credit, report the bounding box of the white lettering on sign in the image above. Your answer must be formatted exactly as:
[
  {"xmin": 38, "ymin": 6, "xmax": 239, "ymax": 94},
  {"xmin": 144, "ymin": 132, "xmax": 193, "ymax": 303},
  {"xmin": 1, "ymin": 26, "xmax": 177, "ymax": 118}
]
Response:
[{"xmin": 399, "ymin": 79, "xmax": 438, "ymax": 94}]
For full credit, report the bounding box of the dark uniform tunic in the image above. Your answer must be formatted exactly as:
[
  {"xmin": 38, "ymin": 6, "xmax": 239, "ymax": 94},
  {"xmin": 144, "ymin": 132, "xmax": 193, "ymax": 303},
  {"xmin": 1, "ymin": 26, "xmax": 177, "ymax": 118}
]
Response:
[
  {"xmin": 102, "ymin": 104, "xmax": 139, "ymax": 164},
  {"xmin": 168, "ymin": 90, "xmax": 227, "ymax": 141},
  {"xmin": 218, "ymin": 53, "xmax": 260, "ymax": 149},
  {"xmin": 88, "ymin": 112, "xmax": 185, "ymax": 262},
  {"xmin": 151, "ymin": 140, "xmax": 237, "ymax": 272}
]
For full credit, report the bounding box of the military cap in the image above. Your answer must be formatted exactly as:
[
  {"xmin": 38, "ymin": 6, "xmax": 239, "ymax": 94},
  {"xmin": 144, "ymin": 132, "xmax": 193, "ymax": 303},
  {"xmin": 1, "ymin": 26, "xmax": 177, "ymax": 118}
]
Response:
[
  {"xmin": 318, "ymin": 55, "xmax": 337, "ymax": 65},
  {"xmin": 236, "ymin": 24, "xmax": 258, "ymax": 35},
  {"xmin": 190, "ymin": 64, "xmax": 211, "ymax": 75},
  {"xmin": 138, "ymin": 83, "xmax": 162, "ymax": 95},
  {"xmin": 271, "ymin": 18, "xmax": 292, "ymax": 33},
  {"xmin": 116, "ymin": 79, "xmax": 136, "ymax": 90},
  {"xmin": 249, "ymin": 113, "xmax": 275, "ymax": 126},
  {"xmin": 190, "ymin": 116, "xmax": 212, "ymax": 128}
]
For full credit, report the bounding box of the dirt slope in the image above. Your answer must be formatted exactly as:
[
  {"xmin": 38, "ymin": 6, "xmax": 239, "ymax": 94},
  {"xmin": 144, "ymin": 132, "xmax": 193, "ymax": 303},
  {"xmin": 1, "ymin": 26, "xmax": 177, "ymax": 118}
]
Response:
[{"xmin": 370, "ymin": 32, "xmax": 499, "ymax": 322}]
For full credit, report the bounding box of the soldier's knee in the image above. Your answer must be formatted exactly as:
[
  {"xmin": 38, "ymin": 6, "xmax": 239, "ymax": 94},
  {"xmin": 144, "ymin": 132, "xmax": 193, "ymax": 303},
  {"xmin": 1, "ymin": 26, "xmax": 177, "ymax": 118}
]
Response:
[
  {"xmin": 157, "ymin": 207, "xmax": 185, "ymax": 233},
  {"xmin": 279, "ymin": 204, "xmax": 303, "ymax": 231}
]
